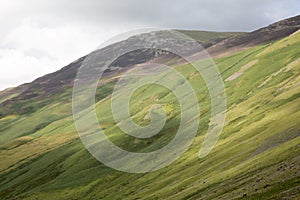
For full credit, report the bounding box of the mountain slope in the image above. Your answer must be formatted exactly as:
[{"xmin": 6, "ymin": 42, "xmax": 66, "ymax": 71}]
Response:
[
  {"xmin": 0, "ymin": 30, "xmax": 242, "ymax": 117},
  {"xmin": 207, "ymin": 15, "xmax": 300, "ymax": 56},
  {"xmin": 177, "ymin": 30, "xmax": 243, "ymax": 48},
  {"xmin": 0, "ymin": 17, "xmax": 300, "ymax": 199},
  {"xmin": 1, "ymin": 15, "xmax": 299, "ymax": 117}
]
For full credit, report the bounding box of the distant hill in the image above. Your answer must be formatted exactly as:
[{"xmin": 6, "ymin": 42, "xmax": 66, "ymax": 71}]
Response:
[{"xmin": 207, "ymin": 15, "xmax": 300, "ymax": 56}]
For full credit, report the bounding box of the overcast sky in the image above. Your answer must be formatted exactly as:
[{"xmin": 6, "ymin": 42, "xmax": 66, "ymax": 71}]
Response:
[{"xmin": 0, "ymin": 0, "xmax": 299, "ymax": 90}]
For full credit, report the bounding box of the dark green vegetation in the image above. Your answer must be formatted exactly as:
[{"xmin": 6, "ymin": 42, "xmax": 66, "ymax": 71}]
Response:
[{"xmin": 0, "ymin": 17, "xmax": 300, "ymax": 199}]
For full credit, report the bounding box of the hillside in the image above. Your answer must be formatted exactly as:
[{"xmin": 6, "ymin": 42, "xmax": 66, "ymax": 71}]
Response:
[
  {"xmin": 2, "ymin": 15, "xmax": 300, "ymax": 117},
  {"xmin": 176, "ymin": 30, "xmax": 243, "ymax": 48},
  {"xmin": 0, "ymin": 16, "xmax": 300, "ymax": 199},
  {"xmin": 0, "ymin": 29, "xmax": 241, "ymax": 117},
  {"xmin": 207, "ymin": 15, "xmax": 300, "ymax": 56}
]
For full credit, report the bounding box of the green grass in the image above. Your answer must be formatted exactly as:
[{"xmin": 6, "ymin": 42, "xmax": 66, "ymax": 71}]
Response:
[
  {"xmin": 0, "ymin": 31, "xmax": 299, "ymax": 199},
  {"xmin": 177, "ymin": 30, "xmax": 244, "ymax": 45}
]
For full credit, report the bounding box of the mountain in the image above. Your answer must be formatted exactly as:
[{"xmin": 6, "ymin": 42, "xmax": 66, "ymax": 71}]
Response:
[
  {"xmin": 2, "ymin": 15, "xmax": 299, "ymax": 116},
  {"xmin": 0, "ymin": 30, "xmax": 243, "ymax": 117},
  {"xmin": 207, "ymin": 15, "xmax": 300, "ymax": 56},
  {"xmin": 0, "ymin": 15, "xmax": 300, "ymax": 199},
  {"xmin": 176, "ymin": 30, "xmax": 243, "ymax": 48}
]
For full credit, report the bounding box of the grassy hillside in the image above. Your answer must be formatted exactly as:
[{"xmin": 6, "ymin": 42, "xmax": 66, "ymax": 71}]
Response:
[
  {"xmin": 177, "ymin": 30, "xmax": 243, "ymax": 47},
  {"xmin": 0, "ymin": 30, "xmax": 299, "ymax": 199}
]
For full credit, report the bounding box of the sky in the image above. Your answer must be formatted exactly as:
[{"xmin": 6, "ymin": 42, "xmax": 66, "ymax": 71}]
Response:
[{"xmin": 0, "ymin": 0, "xmax": 299, "ymax": 90}]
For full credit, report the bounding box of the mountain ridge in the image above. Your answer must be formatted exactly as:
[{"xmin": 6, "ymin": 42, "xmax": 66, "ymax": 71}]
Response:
[{"xmin": 1, "ymin": 15, "xmax": 299, "ymax": 108}]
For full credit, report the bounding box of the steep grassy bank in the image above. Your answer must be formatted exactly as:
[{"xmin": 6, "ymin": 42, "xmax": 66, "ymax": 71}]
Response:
[{"xmin": 0, "ymin": 31, "xmax": 299, "ymax": 199}]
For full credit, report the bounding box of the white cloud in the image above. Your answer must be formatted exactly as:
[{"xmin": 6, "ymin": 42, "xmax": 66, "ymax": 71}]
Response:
[
  {"xmin": 0, "ymin": 48, "xmax": 53, "ymax": 89},
  {"xmin": 0, "ymin": 18, "xmax": 120, "ymax": 90}
]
